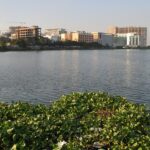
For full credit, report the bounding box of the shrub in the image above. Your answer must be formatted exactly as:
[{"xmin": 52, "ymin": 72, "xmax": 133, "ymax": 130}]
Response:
[{"xmin": 0, "ymin": 92, "xmax": 150, "ymax": 150}]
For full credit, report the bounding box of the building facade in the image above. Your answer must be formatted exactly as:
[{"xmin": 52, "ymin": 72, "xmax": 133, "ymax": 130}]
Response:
[
  {"xmin": 92, "ymin": 32, "xmax": 113, "ymax": 46},
  {"xmin": 117, "ymin": 33, "xmax": 145, "ymax": 47},
  {"xmin": 44, "ymin": 28, "xmax": 67, "ymax": 42},
  {"xmin": 113, "ymin": 36, "xmax": 127, "ymax": 47},
  {"xmin": 11, "ymin": 26, "xmax": 41, "ymax": 39},
  {"xmin": 92, "ymin": 32, "xmax": 101, "ymax": 43},
  {"xmin": 61, "ymin": 33, "xmax": 72, "ymax": 41},
  {"xmin": 71, "ymin": 32, "xmax": 93, "ymax": 43},
  {"xmin": 99, "ymin": 33, "xmax": 113, "ymax": 46},
  {"xmin": 107, "ymin": 26, "xmax": 147, "ymax": 46}
]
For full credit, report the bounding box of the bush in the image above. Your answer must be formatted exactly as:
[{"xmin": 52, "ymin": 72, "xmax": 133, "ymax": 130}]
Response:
[{"xmin": 0, "ymin": 92, "xmax": 150, "ymax": 150}]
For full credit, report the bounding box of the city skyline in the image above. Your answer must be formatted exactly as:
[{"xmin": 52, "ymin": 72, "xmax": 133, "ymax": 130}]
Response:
[{"xmin": 0, "ymin": 0, "xmax": 150, "ymax": 44}]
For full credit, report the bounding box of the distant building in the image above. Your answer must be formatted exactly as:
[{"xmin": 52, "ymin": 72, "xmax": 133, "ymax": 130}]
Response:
[
  {"xmin": 10, "ymin": 26, "xmax": 41, "ymax": 40},
  {"xmin": 61, "ymin": 31, "xmax": 113, "ymax": 45},
  {"xmin": 92, "ymin": 32, "xmax": 113, "ymax": 46},
  {"xmin": 117, "ymin": 33, "xmax": 145, "ymax": 47},
  {"xmin": 61, "ymin": 33, "xmax": 72, "ymax": 41},
  {"xmin": 0, "ymin": 32, "xmax": 10, "ymax": 39},
  {"xmin": 71, "ymin": 31, "xmax": 93, "ymax": 43},
  {"xmin": 9, "ymin": 26, "xmax": 21, "ymax": 34},
  {"xmin": 113, "ymin": 36, "xmax": 127, "ymax": 47},
  {"xmin": 44, "ymin": 28, "xmax": 67, "ymax": 42},
  {"xmin": 92, "ymin": 32, "xmax": 101, "ymax": 43},
  {"xmin": 107, "ymin": 26, "xmax": 147, "ymax": 46},
  {"xmin": 99, "ymin": 33, "xmax": 113, "ymax": 46}
]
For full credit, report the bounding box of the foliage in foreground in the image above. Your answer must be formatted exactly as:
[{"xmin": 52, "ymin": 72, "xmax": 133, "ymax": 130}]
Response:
[{"xmin": 0, "ymin": 92, "xmax": 150, "ymax": 150}]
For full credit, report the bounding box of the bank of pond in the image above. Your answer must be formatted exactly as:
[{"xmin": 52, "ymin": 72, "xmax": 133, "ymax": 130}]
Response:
[{"xmin": 0, "ymin": 92, "xmax": 150, "ymax": 149}]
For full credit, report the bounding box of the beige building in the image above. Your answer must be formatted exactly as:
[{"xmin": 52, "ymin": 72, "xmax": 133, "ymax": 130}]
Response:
[
  {"xmin": 11, "ymin": 26, "xmax": 41, "ymax": 39},
  {"xmin": 92, "ymin": 32, "xmax": 101, "ymax": 43},
  {"xmin": 71, "ymin": 32, "xmax": 93, "ymax": 43},
  {"xmin": 61, "ymin": 33, "xmax": 72, "ymax": 41},
  {"xmin": 107, "ymin": 26, "xmax": 147, "ymax": 46}
]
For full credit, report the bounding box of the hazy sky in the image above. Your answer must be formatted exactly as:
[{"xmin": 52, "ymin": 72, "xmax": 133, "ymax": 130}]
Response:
[{"xmin": 0, "ymin": 0, "xmax": 150, "ymax": 43}]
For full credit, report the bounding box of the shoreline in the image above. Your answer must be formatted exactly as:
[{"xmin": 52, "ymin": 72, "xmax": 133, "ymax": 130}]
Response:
[{"xmin": 0, "ymin": 46, "xmax": 150, "ymax": 52}]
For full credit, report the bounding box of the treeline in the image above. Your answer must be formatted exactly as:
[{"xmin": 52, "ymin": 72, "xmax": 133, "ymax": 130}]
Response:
[
  {"xmin": 0, "ymin": 37, "xmax": 149, "ymax": 51},
  {"xmin": 0, "ymin": 37, "xmax": 113, "ymax": 51}
]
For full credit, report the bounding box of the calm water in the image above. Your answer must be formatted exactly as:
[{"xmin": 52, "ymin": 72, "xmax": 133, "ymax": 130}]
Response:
[{"xmin": 0, "ymin": 49, "xmax": 150, "ymax": 106}]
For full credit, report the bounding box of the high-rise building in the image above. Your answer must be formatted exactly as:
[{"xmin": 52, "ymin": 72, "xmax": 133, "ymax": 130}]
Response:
[{"xmin": 107, "ymin": 26, "xmax": 147, "ymax": 46}]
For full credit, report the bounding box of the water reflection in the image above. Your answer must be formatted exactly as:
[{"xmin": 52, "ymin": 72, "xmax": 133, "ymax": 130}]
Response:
[
  {"xmin": 125, "ymin": 50, "xmax": 132, "ymax": 87},
  {"xmin": 0, "ymin": 50, "xmax": 149, "ymax": 106}
]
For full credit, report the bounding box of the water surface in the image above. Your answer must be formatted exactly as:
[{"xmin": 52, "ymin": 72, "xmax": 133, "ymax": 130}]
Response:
[{"xmin": 0, "ymin": 49, "xmax": 150, "ymax": 106}]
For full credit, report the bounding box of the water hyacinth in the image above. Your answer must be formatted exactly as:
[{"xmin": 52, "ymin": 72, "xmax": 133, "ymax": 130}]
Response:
[{"xmin": 0, "ymin": 92, "xmax": 150, "ymax": 149}]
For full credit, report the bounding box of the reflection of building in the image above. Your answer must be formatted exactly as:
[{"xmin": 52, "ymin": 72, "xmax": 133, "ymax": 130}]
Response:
[
  {"xmin": 71, "ymin": 31, "xmax": 93, "ymax": 43},
  {"xmin": 107, "ymin": 26, "xmax": 147, "ymax": 46},
  {"xmin": 10, "ymin": 26, "xmax": 41, "ymax": 40},
  {"xmin": 44, "ymin": 28, "xmax": 67, "ymax": 42}
]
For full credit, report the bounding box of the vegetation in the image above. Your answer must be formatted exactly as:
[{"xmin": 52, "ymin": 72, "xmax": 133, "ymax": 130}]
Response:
[
  {"xmin": 0, "ymin": 92, "xmax": 150, "ymax": 150},
  {"xmin": 0, "ymin": 37, "xmax": 109, "ymax": 51}
]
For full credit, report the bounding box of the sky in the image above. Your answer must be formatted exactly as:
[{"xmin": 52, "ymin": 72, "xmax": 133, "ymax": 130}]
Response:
[{"xmin": 0, "ymin": 0, "xmax": 150, "ymax": 44}]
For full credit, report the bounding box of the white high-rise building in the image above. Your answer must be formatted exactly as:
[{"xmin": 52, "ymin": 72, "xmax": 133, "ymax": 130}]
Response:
[{"xmin": 117, "ymin": 33, "xmax": 145, "ymax": 47}]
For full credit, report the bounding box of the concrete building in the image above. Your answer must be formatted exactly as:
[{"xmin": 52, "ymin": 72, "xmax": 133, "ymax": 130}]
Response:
[
  {"xmin": 92, "ymin": 32, "xmax": 113, "ymax": 46},
  {"xmin": 113, "ymin": 36, "xmax": 127, "ymax": 47},
  {"xmin": 117, "ymin": 33, "xmax": 145, "ymax": 47},
  {"xmin": 99, "ymin": 33, "xmax": 113, "ymax": 46},
  {"xmin": 44, "ymin": 28, "xmax": 67, "ymax": 42},
  {"xmin": 107, "ymin": 26, "xmax": 147, "ymax": 46},
  {"xmin": 9, "ymin": 26, "xmax": 21, "ymax": 39},
  {"xmin": 71, "ymin": 31, "xmax": 93, "ymax": 43},
  {"xmin": 61, "ymin": 33, "xmax": 72, "ymax": 41},
  {"xmin": 11, "ymin": 26, "xmax": 41, "ymax": 39},
  {"xmin": 9, "ymin": 26, "xmax": 21, "ymax": 34},
  {"xmin": 92, "ymin": 32, "xmax": 101, "ymax": 43}
]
